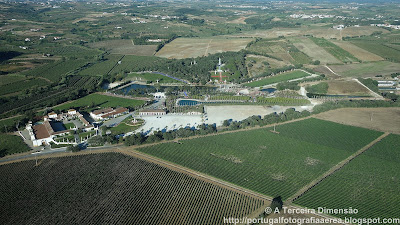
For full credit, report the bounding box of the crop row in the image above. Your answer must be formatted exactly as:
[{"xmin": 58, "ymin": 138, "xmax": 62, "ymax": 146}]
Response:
[
  {"xmin": 138, "ymin": 119, "xmax": 383, "ymax": 200},
  {"xmin": 0, "ymin": 153, "xmax": 266, "ymax": 224},
  {"xmin": 294, "ymin": 134, "xmax": 400, "ymax": 220}
]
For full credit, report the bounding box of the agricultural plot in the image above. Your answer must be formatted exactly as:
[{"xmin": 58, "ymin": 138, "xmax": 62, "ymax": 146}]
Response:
[
  {"xmin": 155, "ymin": 38, "xmax": 252, "ymax": 59},
  {"xmin": 331, "ymin": 41, "xmax": 383, "ymax": 62},
  {"xmin": 290, "ymin": 37, "xmax": 341, "ymax": 64},
  {"xmin": 245, "ymin": 70, "xmax": 310, "ymax": 87},
  {"xmin": 246, "ymin": 55, "xmax": 290, "ymax": 77},
  {"xmin": 0, "ymin": 76, "xmax": 100, "ymax": 115},
  {"xmin": 294, "ymin": 134, "xmax": 400, "ymax": 220},
  {"xmin": 234, "ymin": 26, "xmax": 388, "ymax": 40},
  {"xmin": 89, "ymin": 40, "xmax": 157, "ymax": 56},
  {"xmin": 53, "ymin": 93, "xmax": 145, "ymax": 112},
  {"xmin": 289, "ymin": 51, "xmax": 312, "ymax": 65},
  {"xmin": 0, "ymin": 74, "xmax": 26, "ymax": 86},
  {"xmin": 0, "ymin": 134, "xmax": 30, "ymax": 157},
  {"xmin": 325, "ymin": 80, "xmax": 371, "ymax": 96},
  {"xmin": 352, "ymin": 41, "xmax": 400, "ymax": 62},
  {"xmin": 138, "ymin": 118, "xmax": 383, "ymax": 200},
  {"xmin": 309, "ymin": 37, "xmax": 359, "ymax": 63},
  {"xmin": 43, "ymin": 45, "xmax": 101, "ymax": 59},
  {"xmin": 0, "ymin": 153, "xmax": 266, "ymax": 224},
  {"xmin": 328, "ymin": 61, "xmax": 400, "ymax": 78},
  {"xmin": 0, "ymin": 78, "xmax": 50, "ymax": 96},
  {"xmin": 23, "ymin": 59, "xmax": 91, "ymax": 82},
  {"xmin": 314, "ymin": 108, "xmax": 400, "ymax": 134},
  {"xmin": 256, "ymin": 97, "xmax": 310, "ymax": 106},
  {"xmin": 246, "ymin": 39, "xmax": 294, "ymax": 62},
  {"xmin": 78, "ymin": 55, "xmax": 123, "ymax": 76},
  {"xmin": 109, "ymin": 55, "xmax": 166, "ymax": 76}
]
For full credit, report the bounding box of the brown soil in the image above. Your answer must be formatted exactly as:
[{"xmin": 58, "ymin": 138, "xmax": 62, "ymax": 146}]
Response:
[{"xmin": 314, "ymin": 107, "xmax": 400, "ymax": 134}]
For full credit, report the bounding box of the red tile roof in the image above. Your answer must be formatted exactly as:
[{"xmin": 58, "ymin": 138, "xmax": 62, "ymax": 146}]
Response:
[{"xmin": 33, "ymin": 124, "xmax": 50, "ymax": 139}]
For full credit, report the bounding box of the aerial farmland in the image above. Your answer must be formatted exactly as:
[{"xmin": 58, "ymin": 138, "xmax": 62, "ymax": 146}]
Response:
[{"xmin": 0, "ymin": 0, "xmax": 399, "ymax": 224}]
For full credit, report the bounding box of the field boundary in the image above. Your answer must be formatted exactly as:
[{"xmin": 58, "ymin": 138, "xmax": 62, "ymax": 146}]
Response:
[{"xmin": 286, "ymin": 132, "xmax": 390, "ymax": 204}]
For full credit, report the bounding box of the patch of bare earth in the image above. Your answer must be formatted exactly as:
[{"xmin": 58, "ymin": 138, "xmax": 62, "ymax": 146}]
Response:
[
  {"xmin": 314, "ymin": 107, "xmax": 400, "ymax": 134},
  {"xmin": 326, "ymin": 80, "xmax": 370, "ymax": 96}
]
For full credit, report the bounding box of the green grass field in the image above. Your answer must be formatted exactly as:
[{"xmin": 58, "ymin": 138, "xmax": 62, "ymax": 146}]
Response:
[
  {"xmin": 294, "ymin": 134, "xmax": 400, "ymax": 220},
  {"xmin": 127, "ymin": 72, "xmax": 180, "ymax": 84},
  {"xmin": 245, "ymin": 70, "xmax": 310, "ymax": 87},
  {"xmin": 0, "ymin": 134, "xmax": 30, "ymax": 157},
  {"xmin": 53, "ymin": 93, "xmax": 145, "ymax": 112},
  {"xmin": 310, "ymin": 37, "xmax": 359, "ymax": 63},
  {"xmin": 137, "ymin": 118, "xmax": 383, "ymax": 200}
]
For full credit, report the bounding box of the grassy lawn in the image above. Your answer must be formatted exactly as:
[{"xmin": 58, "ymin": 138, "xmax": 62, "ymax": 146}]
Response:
[
  {"xmin": 244, "ymin": 70, "xmax": 310, "ymax": 87},
  {"xmin": 0, "ymin": 134, "xmax": 30, "ymax": 157},
  {"xmin": 53, "ymin": 93, "xmax": 145, "ymax": 112},
  {"xmin": 109, "ymin": 117, "xmax": 144, "ymax": 135},
  {"xmin": 64, "ymin": 123, "xmax": 76, "ymax": 130},
  {"xmin": 137, "ymin": 118, "xmax": 383, "ymax": 200}
]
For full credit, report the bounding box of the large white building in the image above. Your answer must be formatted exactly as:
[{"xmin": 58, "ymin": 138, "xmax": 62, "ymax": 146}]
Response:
[{"xmin": 90, "ymin": 107, "xmax": 129, "ymax": 120}]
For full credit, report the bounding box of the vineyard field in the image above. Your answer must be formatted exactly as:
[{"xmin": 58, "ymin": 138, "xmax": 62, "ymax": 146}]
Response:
[
  {"xmin": 0, "ymin": 153, "xmax": 266, "ymax": 224},
  {"xmin": 0, "ymin": 78, "xmax": 50, "ymax": 96},
  {"xmin": 53, "ymin": 93, "xmax": 145, "ymax": 112},
  {"xmin": 245, "ymin": 71, "xmax": 310, "ymax": 87},
  {"xmin": 294, "ymin": 134, "xmax": 400, "ymax": 220},
  {"xmin": 0, "ymin": 76, "xmax": 100, "ymax": 115},
  {"xmin": 256, "ymin": 97, "xmax": 310, "ymax": 106},
  {"xmin": 137, "ymin": 118, "xmax": 383, "ymax": 200},
  {"xmin": 23, "ymin": 59, "xmax": 91, "ymax": 82}
]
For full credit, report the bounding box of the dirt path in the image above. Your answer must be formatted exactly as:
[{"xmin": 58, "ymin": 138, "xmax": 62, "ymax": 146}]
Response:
[
  {"xmin": 204, "ymin": 39, "xmax": 213, "ymax": 56},
  {"xmin": 353, "ymin": 78, "xmax": 383, "ymax": 99},
  {"xmin": 285, "ymin": 132, "xmax": 390, "ymax": 204},
  {"xmin": 324, "ymin": 65, "xmax": 341, "ymax": 77}
]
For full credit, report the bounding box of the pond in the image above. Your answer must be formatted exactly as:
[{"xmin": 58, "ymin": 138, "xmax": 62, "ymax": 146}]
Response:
[
  {"xmin": 121, "ymin": 84, "xmax": 155, "ymax": 94},
  {"xmin": 260, "ymin": 88, "xmax": 276, "ymax": 93},
  {"xmin": 177, "ymin": 99, "xmax": 202, "ymax": 106},
  {"xmin": 50, "ymin": 121, "xmax": 66, "ymax": 132}
]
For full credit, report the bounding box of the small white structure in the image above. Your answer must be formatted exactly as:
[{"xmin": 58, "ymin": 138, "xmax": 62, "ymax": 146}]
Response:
[
  {"xmin": 152, "ymin": 92, "xmax": 166, "ymax": 99},
  {"xmin": 48, "ymin": 112, "xmax": 58, "ymax": 119},
  {"xmin": 68, "ymin": 109, "xmax": 77, "ymax": 115}
]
